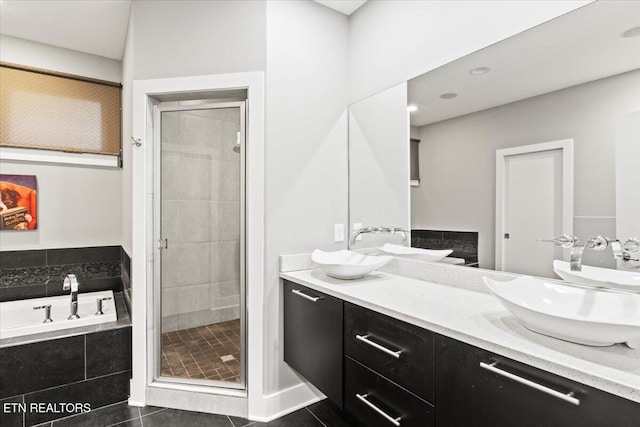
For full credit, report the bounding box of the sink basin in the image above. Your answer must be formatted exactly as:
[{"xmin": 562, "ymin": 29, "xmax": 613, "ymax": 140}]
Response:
[
  {"xmin": 483, "ymin": 276, "xmax": 640, "ymax": 348},
  {"xmin": 378, "ymin": 243, "xmax": 452, "ymax": 262},
  {"xmin": 311, "ymin": 249, "xmax": 392, "ymax": 280},
  {"xmin": 553, "ymin": 260, "xmax": 640, "ymax": 292}
]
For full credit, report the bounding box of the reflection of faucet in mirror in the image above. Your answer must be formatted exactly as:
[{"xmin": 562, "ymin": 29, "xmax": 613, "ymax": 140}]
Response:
[
  {"xmin": 541, "ymin": 235, "xmax": 628, "ymax": 271},
  {"xmin": 622, "ymin": 238, "xmax": 640, "ymax": 264},
  {"xmin": 350, "ymin": 226, "xmax": 408, "ymax": 245},
  {"xmin": 571, "ymin": 236, "xmax": 622, "ymax": 272}
]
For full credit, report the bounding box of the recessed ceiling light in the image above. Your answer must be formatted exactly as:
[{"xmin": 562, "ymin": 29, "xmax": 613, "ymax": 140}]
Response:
[
  {"xmin": 407, "ymin": 105, "xmax": 418, "ymax": 112},
  {"xmin": 621, "ymin": 25, "xmax": 640, "ymax": 38},
  {"xmin": 470, "ymin": 67, "xmax": 490, "ymax": 75},
  {"xmin": 440, "ymin": 93, "xmax": 458, "ymax": 100}
]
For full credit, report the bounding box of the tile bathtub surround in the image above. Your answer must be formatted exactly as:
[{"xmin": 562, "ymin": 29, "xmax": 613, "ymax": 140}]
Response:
[
  {"xmin": 0, "ymin": 246, "xmax": 122, "ymax": 302},
  {"xmin": 0, "ymin": 326, "xmax": 132, "ymax": 426},
  {"xmin": 121, "ymin": 248, "xmax": 131, "ymax": 312}
]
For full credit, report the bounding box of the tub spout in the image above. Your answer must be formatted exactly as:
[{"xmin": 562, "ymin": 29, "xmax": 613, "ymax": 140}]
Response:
[{"xmin": 63, "ymin": 274, "xmax": 80, "ymax": 320}]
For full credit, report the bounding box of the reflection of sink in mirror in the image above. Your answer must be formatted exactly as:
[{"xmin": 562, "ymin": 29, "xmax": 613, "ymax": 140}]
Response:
[
  {"xmin": 378, "ymin": 243, "xmax": 452, "ymax": 262},
  {"xmin": 553, "ymin": 260, "xmax": 640, "ymax": 293},
  {"xmin": 483, "ymin": 276, "xmax": 640, "ymax": 348},
  {"xmin": 311, "ymin": 249, "xmax": 392, "ymax": 280}
]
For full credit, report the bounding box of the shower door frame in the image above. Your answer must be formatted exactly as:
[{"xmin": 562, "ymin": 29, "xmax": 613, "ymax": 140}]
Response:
[{"xmin": 152, "ymin": 101, "xmax": 247, "ymax": 392}]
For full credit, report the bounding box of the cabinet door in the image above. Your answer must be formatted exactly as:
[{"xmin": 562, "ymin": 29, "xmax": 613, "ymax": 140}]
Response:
[
  {"xmin": 435, "ymin": 335, "xmax": 640, "ymax": 427},
  {"xmin": 283, "ymin": 280, "xmax": 343, "ymax": 407}
]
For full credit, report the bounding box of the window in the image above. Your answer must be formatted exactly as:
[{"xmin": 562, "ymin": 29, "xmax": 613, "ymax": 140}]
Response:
[{"xmin": 0, "ymin": 62, "xmax": 121, "ymax": 158}]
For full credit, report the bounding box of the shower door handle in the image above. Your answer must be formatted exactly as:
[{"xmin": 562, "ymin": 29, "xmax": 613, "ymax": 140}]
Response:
[{"xmin": 159, "ymin": 238, "xmax": 168, "ymax": 250}]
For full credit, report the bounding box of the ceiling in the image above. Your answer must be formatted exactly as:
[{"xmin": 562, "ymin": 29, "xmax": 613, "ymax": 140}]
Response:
[
  {"xmin": 408, "ymin": 1, "xmax": 640, "ymax": 127},
  {"xmin": 314, "ymin": 0, "xmax": 367, "ymax": 16},
  {"xmin": 0, "ymin": 0, "xmax": 367, "ymax": 60},
  {"xmin": 0, "ymin": 0, "xmax": 131, "ymax": 60}
]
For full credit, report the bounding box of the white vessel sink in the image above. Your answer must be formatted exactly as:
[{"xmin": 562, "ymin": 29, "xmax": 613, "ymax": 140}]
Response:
[
  {"xmin": 311, "ymin": 249, "xmax": 392, "ymax": 280},
  {"xmin": 553, "ymin": 260, "xmax": 640, "ymax": 292},
  {"xmin": 483, "ymin": 276, "xmax": 640, "ymax": 348},
  {"xmin": 378, "ymin": 243, "xmax": 453, "ymax": 262}
]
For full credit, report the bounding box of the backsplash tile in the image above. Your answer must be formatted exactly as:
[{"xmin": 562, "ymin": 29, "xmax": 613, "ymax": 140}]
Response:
[
  {"xmin": 46, "ymin": 246, "xmax": 120, "ymax": 265},
  {"xmin": 0, "ymin": 250, "xmax": 46, "ymax": 269},
  {"xmin": 0, "ymin": 247, "xmax": 122, "ymax": 302}
]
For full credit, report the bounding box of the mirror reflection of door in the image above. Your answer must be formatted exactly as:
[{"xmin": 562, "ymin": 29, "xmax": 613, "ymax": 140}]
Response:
[{"xmin": 502, "ymin": 149, "xmax": 563, "ymax": 277}]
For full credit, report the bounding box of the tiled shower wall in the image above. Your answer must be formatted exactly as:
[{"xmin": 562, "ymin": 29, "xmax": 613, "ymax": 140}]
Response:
[{"xmin": 160, "ymin": 107, "xmax": 241, "ymax": 333}]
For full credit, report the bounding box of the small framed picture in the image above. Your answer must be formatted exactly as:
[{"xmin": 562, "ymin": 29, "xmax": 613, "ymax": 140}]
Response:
[{"xmin": 0, "ymin": 174, "xmax": 38, "ymax": 230}]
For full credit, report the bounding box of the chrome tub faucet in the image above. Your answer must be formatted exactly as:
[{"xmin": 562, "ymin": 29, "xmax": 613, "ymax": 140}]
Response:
[{"xmin": 63, "ymin": 274, "xmax": 80, "ymax": 320}]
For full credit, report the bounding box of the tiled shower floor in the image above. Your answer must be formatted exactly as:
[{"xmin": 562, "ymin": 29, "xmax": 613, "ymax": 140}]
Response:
[{"xmin": 161, "ymin": 319, "xmax": 241, "ymax": 383}]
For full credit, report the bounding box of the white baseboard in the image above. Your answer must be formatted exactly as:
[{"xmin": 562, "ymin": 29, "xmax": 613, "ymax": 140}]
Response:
[{"xmin": 250, "ymin": 381, "xmax": 325, "ymax": 423}]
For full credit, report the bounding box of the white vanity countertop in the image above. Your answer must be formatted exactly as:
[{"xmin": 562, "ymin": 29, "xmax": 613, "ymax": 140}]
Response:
[{"xmin": 280, "ymin": 268, "xmax": 640, "ymax": 403}]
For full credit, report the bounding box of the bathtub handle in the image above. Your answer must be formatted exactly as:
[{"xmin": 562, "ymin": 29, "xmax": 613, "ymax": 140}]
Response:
[
  {"xmin": 96, "ymin": 297, "xmax": 113, "ymax": 315},
  {"xmin": 34, "ymin": 305, "xmax": 53, "ymax": 323}
]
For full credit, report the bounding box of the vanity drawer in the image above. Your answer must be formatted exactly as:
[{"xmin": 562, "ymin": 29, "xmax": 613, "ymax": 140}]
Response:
[
  {"xmin": 435, "ymin": 335, "xmax": 640, "ymax": 427},
  {"xmin": 345, "ymin": 302, "xmax": 434, "ymax": 403},
  {"xmin": 344, "ymin": 355, "xmax": 434, "ymax": 427}
]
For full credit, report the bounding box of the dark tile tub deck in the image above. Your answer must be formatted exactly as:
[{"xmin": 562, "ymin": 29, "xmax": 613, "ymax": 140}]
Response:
[
  {"xmin": 161, "ymin": 319, "xmax": 241, "ymax": 382},
  {"xmin": 3, "ymin": 399, "xmax": 352, "ymax": 427}
]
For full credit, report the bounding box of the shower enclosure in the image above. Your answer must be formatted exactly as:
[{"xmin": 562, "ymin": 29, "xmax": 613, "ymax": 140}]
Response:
[{"xmin": 153, "ymin": 101, "xmax": 246, "ymax": 389}]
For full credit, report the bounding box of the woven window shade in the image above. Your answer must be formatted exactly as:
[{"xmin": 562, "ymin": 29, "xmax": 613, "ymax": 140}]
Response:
[{"xmin": 0, "ymin": 63, "xmax": 121, "ymax": 156}]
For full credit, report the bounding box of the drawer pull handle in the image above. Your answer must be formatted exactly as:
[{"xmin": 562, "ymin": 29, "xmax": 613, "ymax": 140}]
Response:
[
  {"xmin": 356, "ymin": 393, "xmax": 401, "ymax": 426},
  {"xmin": 480, "ymin": 361, "xmax": 580, "ymax": 406},
  {"xmin": 291, "ymin": 289, "xmax": 321, "ymax": 302},
  {"xmin": 356, "ymin": 334, "xmax": 403, "ymax": 359}
]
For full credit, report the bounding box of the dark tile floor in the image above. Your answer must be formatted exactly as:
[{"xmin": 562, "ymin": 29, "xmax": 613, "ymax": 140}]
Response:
[
  {"xmin": 30, "ymin": 399, "xmax": 352, "ymax": 427},
  {"xmin": 161, "ymin": 319, "xmax": 241, "ymax": 382}
]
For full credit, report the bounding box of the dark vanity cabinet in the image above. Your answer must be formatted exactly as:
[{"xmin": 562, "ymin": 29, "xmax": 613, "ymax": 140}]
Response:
[
  {"xmin": 344, "ymin": 302, "xmax": 435, "ymax": 426},
  {"xmin": 283, "ymin": 280, "xmax": 343, "ymax": 407},
  {"xmin": 283, "ymin": 280, "xmax": 640, "ymax": 427},
  {"xmin": 435, "ymin": 335, "xmax": 640, "ymax": 427}
]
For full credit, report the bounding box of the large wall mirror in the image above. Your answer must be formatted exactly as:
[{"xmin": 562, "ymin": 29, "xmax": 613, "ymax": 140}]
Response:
[{"xmin": 348, "ymin": 1, "xmax": 640, "ymax": 280}]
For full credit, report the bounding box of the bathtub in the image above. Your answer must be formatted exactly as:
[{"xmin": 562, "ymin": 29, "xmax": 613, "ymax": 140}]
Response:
[{"xmin": 0, "ymin": 290, "xmax": 117, "ymax": 339}]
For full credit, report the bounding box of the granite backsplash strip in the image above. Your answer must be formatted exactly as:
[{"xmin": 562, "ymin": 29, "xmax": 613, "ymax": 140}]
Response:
[{"xmin": 0, "ymin": 246, "xmax": 122, "ymax": 302}]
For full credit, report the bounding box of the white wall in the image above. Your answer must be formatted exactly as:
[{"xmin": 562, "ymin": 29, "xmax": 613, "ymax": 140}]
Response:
[
  {"xmin": 412, "ymin": 70, "xmax": 640, "ymax": 269},
  {"xmin": 348, "ymin": 0, "xmax": 590, "ymax": 103},
  {"xmin": 121, "ymin": 14, "xmax": 134, "ymax": 257},
  {"xmin": 265, "ymin": 0, "xmax": 349, "ymax": 394},
  {"xmin": 0, "ymin": 35, "xmax": 121, "ymax": 82},
  {"xmin": 130, "ymin": 0, "xmax": 266, "ymax": 80},
  {"xmin": 349, "ymin": 83, "xmax": 409, "ymax": 249},
  {"xmin": 0, "ymin": 36, "xmax": 122, "ymax": 251}
]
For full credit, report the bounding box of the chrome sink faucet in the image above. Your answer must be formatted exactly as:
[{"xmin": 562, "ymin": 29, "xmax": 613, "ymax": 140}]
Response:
[
  {"xmin": 350, "ymin": 226, "xmax": 408, "ymax": 245},
  {"xmin": 63, "ymin": 274, "xmax": 80, "ymax": 320}
]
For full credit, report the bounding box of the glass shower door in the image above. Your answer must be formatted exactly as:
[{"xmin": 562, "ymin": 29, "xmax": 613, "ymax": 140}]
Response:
[{"xmin": 155, "ymin": 102, "xmax": 245, "ymax": 389}]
